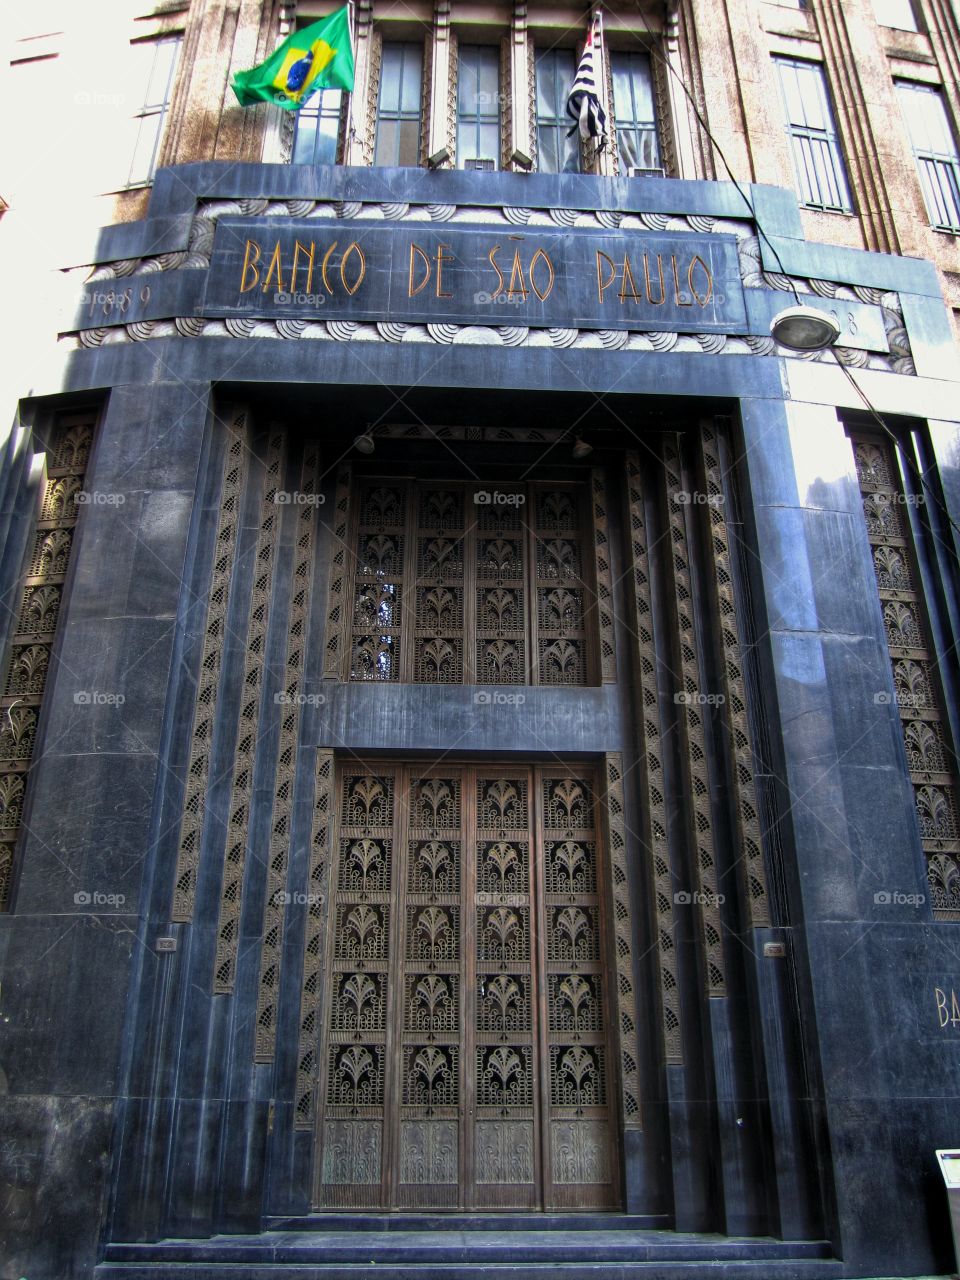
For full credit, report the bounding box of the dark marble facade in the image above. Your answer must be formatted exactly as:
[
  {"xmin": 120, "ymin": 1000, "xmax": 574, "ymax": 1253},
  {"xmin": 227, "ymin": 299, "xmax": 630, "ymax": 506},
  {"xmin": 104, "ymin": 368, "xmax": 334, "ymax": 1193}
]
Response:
[{"xmin": 1, "ymin": 164, "xmax": 960, "ymax": 1280}]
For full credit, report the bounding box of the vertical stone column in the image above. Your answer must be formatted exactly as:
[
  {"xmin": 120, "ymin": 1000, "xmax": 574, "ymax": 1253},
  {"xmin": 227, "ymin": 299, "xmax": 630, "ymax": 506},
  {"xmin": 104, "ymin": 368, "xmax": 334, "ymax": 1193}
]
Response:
[
  {"xmin": 663, "ymin": 1, "xmax": 698, "ymax": 179},
  {"xmin": 506, "ymin": 1, "xmax": 533, "ymax": 170},
  {"xmin": 812, "ymin": 0, "xmax": 927, "ymax": 256},
  {"xmin": 426, "ymin": 1, "xmax": 454, "ymax": 166},
  {"xmin": 344, "ymin": 0, "xmax": 375, "ymax": 165}
]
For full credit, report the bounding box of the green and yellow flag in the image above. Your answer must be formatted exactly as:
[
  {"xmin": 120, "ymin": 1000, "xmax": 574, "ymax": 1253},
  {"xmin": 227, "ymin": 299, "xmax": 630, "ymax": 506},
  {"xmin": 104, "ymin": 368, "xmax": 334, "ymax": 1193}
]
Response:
[{"xmin": 231, "ymin": 7, "xmax": 355, "ymax": 110}]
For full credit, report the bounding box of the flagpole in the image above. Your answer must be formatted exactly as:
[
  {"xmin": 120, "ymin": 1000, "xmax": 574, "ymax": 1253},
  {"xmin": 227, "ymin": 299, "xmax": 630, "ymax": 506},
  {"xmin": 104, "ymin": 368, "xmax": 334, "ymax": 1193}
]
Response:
[{"xmin": 593, "ymin": 2, "xmax": 608, "ymax": 167}]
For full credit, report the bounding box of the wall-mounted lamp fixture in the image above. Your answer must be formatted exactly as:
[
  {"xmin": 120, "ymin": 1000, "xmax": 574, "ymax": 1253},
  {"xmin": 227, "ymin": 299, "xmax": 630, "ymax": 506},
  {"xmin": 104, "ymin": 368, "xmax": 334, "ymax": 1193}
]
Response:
[{"xmin": 770, "ymin": 305, "xmax": 841, "ymax": 352}]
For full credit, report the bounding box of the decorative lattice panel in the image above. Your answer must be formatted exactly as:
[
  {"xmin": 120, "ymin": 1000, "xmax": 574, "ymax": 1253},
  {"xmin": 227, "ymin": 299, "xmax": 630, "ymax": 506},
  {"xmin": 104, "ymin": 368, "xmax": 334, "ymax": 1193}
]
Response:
[
  {"xmin": 600, "ymin": 754, "xmax": 643, "ymax": 1124},
  {"xmin": 255, "ymin": 441, "xmax": 322, "ymax": 1060},
  {"xmin": 213, "ymin": 431, "xmax": 285, "ymax": 992},
  {"xmin": 172, "ymin": 410, "xmax": 248, "ymax": 921},
  {"xmin": 697, "ymin": 422, "xmax": 769, "ymax": 927},
  {"xmin": 590, "ymin": 469, "xmax": 617, "ymax": 681},
  {"xmin": 662, "ymin": 437, "xmax": 726, "ymax": 995},
  {"xmin": 295, "ymin": 749, "xmax": 335, "ymax": 1129},
  {"xmin": 322, "ymin": 464, "xmax": 353, "ymax": 680},
  {"xmin": 334, "ymin": 477, "xmax": 596, "ymax": 685},
  {"xmin": 0, "ymin": 413, "xmax": 95, "ymax": 910},
  {"xmin": 851, "ymin": 432, "xmax": 960, "ymax": 917},
  {"xmin": 623, "ymin": 452, "xmax": 682, "ymax": 1064}
]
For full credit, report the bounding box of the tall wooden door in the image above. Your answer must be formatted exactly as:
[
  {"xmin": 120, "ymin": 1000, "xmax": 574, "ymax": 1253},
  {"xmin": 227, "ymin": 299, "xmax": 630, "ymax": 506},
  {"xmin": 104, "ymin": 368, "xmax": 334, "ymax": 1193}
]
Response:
[{"xmin": 315, "ymin": 762, "xmax": 620, "ymax": 1211}]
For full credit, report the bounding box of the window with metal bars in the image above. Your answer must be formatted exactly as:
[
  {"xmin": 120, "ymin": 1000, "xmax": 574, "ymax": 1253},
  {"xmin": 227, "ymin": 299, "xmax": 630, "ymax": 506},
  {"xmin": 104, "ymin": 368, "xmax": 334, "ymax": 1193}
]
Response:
[
  {"xmin": 292, "ymin": 88, "xmax": 343, "ymax": 165},
  {"xmin": 344, "ymin": 478, "xmax": 594, "ymax": 686},
  {"xmin": 774, "ymin": 56, "xmax": 853, "ymax": 213},
  {"xmin": 610, "ymin": 51, "xmax": 660, "ymax": 175},
  {"xmin": 374, "ymin": 42, "xmax": 424, "ymax": 167},
  {"xmin": 457, "ymin": 45, "xmax": 500, "ymax": 169},
  {"xmin": 535, "ymin": 48, "xmax": 581, "ymax": 174},
  {"xmin": 896, "ymin": 81, "xmax": 960, "ymax": 233},
  {"xmin": 127, "ymin": 36, "xmax": 182, "ymax": 187}
]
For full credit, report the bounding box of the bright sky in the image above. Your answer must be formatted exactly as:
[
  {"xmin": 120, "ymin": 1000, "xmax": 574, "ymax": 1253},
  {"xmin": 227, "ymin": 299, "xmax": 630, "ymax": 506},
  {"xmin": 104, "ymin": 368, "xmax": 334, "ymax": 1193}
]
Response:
[{"xmin": 0, "ymin": 2, "xmax": 158, "ymax": 443}]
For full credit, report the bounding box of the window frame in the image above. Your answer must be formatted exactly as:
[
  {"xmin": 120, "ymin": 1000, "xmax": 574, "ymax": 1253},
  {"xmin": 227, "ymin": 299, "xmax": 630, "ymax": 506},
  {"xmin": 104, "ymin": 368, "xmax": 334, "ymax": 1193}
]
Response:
[
  {"xmin": 292, "ymin": 87, "xmax": 345, "ymax": 167},
  {"xmin": 872, "ymin": 0, "xmax": 920, "ymax": 31},
  {"xmin": 456, "ymin": 43, "xmax": 501, "ymax": 170},
  {"xmin": 373, "ymin": 40, "xmax": 425, "ymax": 168},
  {"xmin": 534, "ymin": 47, "xmax": 582, "ymax": 175},
  {"xmin": 126, "ymin": 34, "xmax": 183, "ymax": 189},
  {"xmin": 774, "ymin": 55, "xmax": 854, "ymax": 214},
  {"xmin": 896, "ymin": 80, "xmax": 960, "ymax": 234},
  {"xmin": 609, "ymin": 50, "xmax": 660, "ymax": 177}
]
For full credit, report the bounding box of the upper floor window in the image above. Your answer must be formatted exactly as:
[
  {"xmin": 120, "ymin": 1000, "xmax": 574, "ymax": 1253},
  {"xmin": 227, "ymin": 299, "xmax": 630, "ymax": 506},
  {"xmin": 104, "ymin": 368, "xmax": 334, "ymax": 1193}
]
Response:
[
  {"xmin": 872, "ymin": 0, "xmax": 920, "ymax": 30},
  {"xmin": 774, "ymin": 57, "xmax": 853, "ymax": 212},
  {"xmin": 535, "ymin": 49, "xmax": 581, "ymax": 174},
  {"xmin": 292, "ymin": 88, "xmax": 343, "ymax": 166},
  {"xmin": 457, "ymin": 45, "xmax": 500, "ymax": 169},
  {"xmin": 127, "ymin": 35, "xmax": 182, "ymax": 187},
  {"xmin": 374, "ymin": 42, "xmax": 423, "ymax": 167},
  {"xmin": 896, "ymin": 81, "xmax": 960, "ymax": 232},
  {"xmin": 611, "ymin": 51, "xmax": 660, "ymax": 175}
]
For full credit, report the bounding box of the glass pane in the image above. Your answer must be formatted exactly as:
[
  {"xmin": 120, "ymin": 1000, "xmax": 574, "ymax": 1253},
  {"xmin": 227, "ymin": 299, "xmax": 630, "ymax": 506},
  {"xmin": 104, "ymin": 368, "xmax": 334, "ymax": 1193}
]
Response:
[
  {"xmin": 478, "ymin": 46, "xmax": 499, "ymax": 115},
  {"xmin": 778, "ymin": 62, "xmax": 805, "ymax": 126},
  {"xmin": 479, "ymin": 123, "xmax": 498, "ymax": 166},
  {"xmin": 536, "ymin": 52, "xmax": 557, "ymax": 118},
  {"xmin": 379, "ymin": 44, "xmax": 403, "ymax": 113},
  {"xmin": 144, "ymin": 38, "xmax": 178, "ymax": 107},
  {"xmin": 636, "ymin": 127, "xmax": 659, "ymax": 170},
  {"xmin": 536, "ymin": 50, "xmax": 574, "ymax": 122},
  {"xmin": 562, "ymin": 129, "xmax": 581, "ymax": 174},
  {"xmin": 397, "ymin": 117, "xmax": 420, "ymax": 167},
  {"xmin": 873, "ymin": 0, "xmax": 918, "ymax": 29},
  {"xmin": 612, "ymin": 60, "xmax": 633, "ymax": 123},
  {"xmin": 796, "ymin": 63, "xmax": 827, "ymax": 131},
  {"xmin": 375, "ymin": 117, "xmax": 398, "ymax": 166},
  {"xmin": 292, "ymin": 116, "xmax": 318, "ymax": 165},
  {"xmin": 400, "ymin": 44, "xmax": 423, "ymax": 114},
  {"xmin": 458, "ymin": 120, "xmax": 477, "ymax": 165},
  {"xmin": 316, "ymin": 112, "xmax": 339, "ymax": 165},
  {"xmin": 459, "ymin": 46, "xmax": 479, "ymax": 116},
  {"xmin": 538, "ymin": 125, "xmax": 561, "ymax": 173},
  {"xmin": 128, "ymin": 110, "xmax": 163, "ymax": 186},
  {"xmin": 618, "ymin": 128, "xmax": 639, "ymax": 172},
  {"xmin": 615, "ymin": 53, "xmax": 654, "ymax": 124}
]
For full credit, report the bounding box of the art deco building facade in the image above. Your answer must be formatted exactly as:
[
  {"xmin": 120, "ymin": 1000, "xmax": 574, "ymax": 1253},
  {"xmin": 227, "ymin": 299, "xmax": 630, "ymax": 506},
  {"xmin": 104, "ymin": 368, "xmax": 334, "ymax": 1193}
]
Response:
[{"xmin": 4, "ymin": 2, "xmax": 960, "ymax": 1278}]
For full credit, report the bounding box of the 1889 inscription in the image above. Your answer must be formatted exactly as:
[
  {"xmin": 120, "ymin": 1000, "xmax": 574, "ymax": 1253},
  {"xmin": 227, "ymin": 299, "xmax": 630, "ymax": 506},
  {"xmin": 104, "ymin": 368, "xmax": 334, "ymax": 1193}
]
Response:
[{"xmin": 206, "ymin": 218, "xmax": 747, "ymax": 333}]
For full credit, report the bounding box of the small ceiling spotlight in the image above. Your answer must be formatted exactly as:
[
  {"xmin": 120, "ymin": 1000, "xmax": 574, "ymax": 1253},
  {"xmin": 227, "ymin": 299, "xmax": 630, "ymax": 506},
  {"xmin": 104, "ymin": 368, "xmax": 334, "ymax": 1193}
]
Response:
[
  {"xmin": 353, "ymin": 430, "xmax": 375, "ymax": 455},
  {"xmin": 572, "ymin": 435, "xmax": 593, "ymax": 460},
  {"xmin": 770, "ymin": 304, "xmax": 841, "ymax": 352}
]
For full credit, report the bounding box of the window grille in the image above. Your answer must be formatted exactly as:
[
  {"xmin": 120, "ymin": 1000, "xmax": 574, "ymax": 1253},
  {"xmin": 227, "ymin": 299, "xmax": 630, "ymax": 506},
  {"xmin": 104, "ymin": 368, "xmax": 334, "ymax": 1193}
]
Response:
[
  {"xmin": 774, "ymin": 56, "xmax": 853, "ymax": 213},
  {"xmin": 896, "ymin": 81, "xmax": 960, "ymax": 233}
]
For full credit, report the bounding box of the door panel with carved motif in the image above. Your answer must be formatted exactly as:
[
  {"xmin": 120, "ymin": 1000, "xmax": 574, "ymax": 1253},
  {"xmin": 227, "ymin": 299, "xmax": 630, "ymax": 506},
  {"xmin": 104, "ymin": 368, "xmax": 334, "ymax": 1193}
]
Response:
[{"xmin": 315, "ymin": 763, "xmax": 620, "ymax": 1210}]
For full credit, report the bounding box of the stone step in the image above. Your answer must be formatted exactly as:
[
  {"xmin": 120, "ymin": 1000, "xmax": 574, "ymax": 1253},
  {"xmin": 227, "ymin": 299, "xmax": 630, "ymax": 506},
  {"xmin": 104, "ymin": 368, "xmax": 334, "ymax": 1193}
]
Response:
[
  {"xmin": 266, "ymin": 1212, "xmax": 673, "ymax": 1233},
  {"xmin": 97, "ymin": 1228, "xmax": 841, "ymax": 1280},
  {"xmin": 96, "ymin": 1261, "xmax": 843, "ymax": 1280}
]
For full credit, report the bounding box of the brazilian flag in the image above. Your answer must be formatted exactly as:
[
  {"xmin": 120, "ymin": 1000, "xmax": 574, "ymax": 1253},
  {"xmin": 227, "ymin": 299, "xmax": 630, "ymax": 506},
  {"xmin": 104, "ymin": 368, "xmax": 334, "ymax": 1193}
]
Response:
[{"xmin": 232, "ymin": 7, "xmax": 355, "ymax": 110}]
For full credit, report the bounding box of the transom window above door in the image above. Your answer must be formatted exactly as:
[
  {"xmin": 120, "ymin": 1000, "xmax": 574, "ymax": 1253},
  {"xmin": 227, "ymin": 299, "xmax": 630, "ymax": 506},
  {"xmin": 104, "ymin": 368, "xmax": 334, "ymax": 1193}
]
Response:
[{"xmin": 343, "ymin": 479, "xmax": 597, "ymax": 686}]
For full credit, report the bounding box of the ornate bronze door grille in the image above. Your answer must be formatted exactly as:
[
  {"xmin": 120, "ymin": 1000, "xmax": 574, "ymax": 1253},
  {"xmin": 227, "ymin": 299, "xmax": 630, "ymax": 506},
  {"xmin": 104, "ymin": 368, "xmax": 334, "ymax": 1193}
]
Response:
[
  {"xmin": 341, "ymin": 478, "xmax": 595, "ymax": 685},
  {"xmin": 315, "ymin": 762, "xmax": 620, "ymax": 1210}
]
